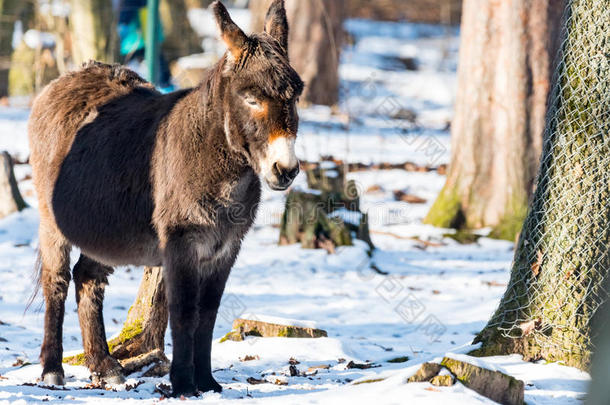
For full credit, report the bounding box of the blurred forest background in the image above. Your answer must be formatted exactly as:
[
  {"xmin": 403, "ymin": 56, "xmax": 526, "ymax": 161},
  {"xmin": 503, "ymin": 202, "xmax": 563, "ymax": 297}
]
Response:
[
  {"xmin": 0, "ymin": 0, "xmax": 462, "ymax": 102},
  {"xmin": 0, "ymin": 1, "xmax": 609, "ymax": 402}
]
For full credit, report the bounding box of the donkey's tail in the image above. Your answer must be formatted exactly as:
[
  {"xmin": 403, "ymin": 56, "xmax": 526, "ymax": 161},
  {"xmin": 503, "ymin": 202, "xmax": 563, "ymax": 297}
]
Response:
[{"xmin": 24, "ymin": 249, "xmax": 43, "ymax": 314}]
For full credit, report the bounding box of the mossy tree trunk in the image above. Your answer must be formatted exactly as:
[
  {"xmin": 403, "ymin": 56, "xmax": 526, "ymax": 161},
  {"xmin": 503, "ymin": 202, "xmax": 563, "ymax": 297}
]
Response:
[
  {"xmin": 7, "ymin": 1, "xmax": 66, "ymax": 98},
  {"xmin": 108, "ymin": 266, "xmax": 168, "ymax": 361},
  {"xmin": 250, "ymin": 0, "xmax": 345, "ymax": 106},
  {"xmin": 68, "ymin": 0, "xmax": 116, "ymax": 65},
  {"xmin": 472, "ymin": 0, "xmax": 610, "ymax": 370},
  {"xmin": 0, "ymin": 0, "xmax": 33, "ymax": 97},
  {"xmin": 424, "ymin": 0, "xmax": 564, "ymax": 240}
]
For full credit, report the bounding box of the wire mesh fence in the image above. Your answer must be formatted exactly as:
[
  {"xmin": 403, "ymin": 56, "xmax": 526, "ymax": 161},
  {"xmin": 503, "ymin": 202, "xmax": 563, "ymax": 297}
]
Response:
[{"xmin": 478, "ymin": 0, "xmax": 610, "ymax": 368}]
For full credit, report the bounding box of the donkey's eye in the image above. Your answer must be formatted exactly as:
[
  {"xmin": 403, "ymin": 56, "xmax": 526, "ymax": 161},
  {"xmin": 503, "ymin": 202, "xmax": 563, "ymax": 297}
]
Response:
[{"xmin": 244, "ymin": 96, "xmax": 260, "ymax": 107}]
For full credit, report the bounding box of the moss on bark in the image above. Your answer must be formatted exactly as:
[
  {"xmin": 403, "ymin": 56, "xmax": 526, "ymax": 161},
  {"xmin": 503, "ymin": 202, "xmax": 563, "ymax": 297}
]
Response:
[
  {"xmin": 489, "ymin": 194, "xmax": 528, "ymax": 241},
  {"xmin": 423, "ymin": 183, "xmax": 463, "ymax": 229}
]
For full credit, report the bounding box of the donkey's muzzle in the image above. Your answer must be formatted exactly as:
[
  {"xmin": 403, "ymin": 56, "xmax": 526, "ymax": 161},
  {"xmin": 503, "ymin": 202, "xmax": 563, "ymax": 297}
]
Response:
[{"xmin": 268, "ymin": 161, "xmax": 299, "ymax": 190}]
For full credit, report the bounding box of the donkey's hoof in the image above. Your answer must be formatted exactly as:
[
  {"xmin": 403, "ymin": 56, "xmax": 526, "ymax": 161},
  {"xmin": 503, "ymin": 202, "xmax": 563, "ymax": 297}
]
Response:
[
  {"xmin": 102, "ymin": 373, "xmax": 125, "ymax": 385},
  {"xmin": 170, "ymin": 381, "xmax": 198, "ymax": 398},
  {"xmin": 197, "ymin": 377, "xmax": 222, "ymax": 393},
  {"xmin": 90, "ymin": 356, "xmax": 125, "ymax": 385},
  {"xmin": 91, "ymin": 370, "xmax": 125, "ymax": 385},
  {"xmin": 42, "ymin": 372, "xmax": 65, "ymax": 386}
]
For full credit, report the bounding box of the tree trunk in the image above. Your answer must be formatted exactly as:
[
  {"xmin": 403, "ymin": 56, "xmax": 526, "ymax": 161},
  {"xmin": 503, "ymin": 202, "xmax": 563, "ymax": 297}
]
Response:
[
  {"xmin": 0, "ymin": 0, "xmax": 32, "ymax": 97},
  {"xmin": 159, "ymin": 0, "xmax": 201, "ymax": 64},
  {"xmin": 472, "ymin": 0, "xmax": 610, "ymax": 370},
  {"xmin": 68, "ymin": 0, "xmax": 116, "ymax": 65},
  {"xmin": 108, "ymin": 266, "xmax": 168, "ymax": 361},
  {"xmin": 345, "ymin": 0, "xmax": 462, "ymax": 24},
  {"xmin": 250, "ymin": 0, "xmax": 345, "ymax": 106},
  {"xmin": 587, "ymin": 305, "xmax": 610, "ymax": 404},
  {"xmin": 0, "ymin": 151, "xmax": 27, "ymax": 219},
  {"xmin": 7, "ymin": 2, "xmax": 65, "ymax": 98},
  {"xmin": 424, "ymin": 0, "xmax": 564, "ymax": 240}
]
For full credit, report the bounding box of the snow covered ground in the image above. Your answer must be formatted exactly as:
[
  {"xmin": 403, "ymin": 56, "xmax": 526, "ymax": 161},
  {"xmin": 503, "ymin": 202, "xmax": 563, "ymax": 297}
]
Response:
[{"xmin": 0, "ymin": 12, "xmax": 590, "ymax": 405}]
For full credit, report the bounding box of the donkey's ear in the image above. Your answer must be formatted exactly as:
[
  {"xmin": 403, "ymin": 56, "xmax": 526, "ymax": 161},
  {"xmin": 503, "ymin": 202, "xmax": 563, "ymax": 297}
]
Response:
[
  {"xmin": 264, "ymin": 0, "xmax": 289, "ymax": 53},
  {"xmin": 212, "ymin": 1, "xmax": 248, "ymax": 61}
]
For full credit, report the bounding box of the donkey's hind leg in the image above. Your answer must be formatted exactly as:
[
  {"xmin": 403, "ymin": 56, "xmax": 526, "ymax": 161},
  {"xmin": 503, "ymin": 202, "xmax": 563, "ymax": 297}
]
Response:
[
  {"xmin": 73, "ymin": 254, "xmax": 124, "ymax": 384},
  {"xmin": 39, "ymin": 220, "xmax": 72, "ymax": 385}
]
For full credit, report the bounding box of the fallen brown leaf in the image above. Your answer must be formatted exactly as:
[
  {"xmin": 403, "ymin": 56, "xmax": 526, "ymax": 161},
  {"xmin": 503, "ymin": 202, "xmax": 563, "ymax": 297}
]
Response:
[
  {"xmin": 247, "ymin": 377, "xmax": 267, "ymax": 385},
  {"xmin": 366, "ymin": 184, "xmax": 384, "ymax": 193},
  {"xmin": 307, "ymin": 364, "xmax": 330, "ymax": 373},
  {"xmin": 393, "ymin": 190, "xmax": 427, "ymax": 204},
  {"xmin": 519, "ymin": 318, "xmax": 541, "ymax": 336},
  {"xmin": 482, "ymin": 280, "xmax": 507, "ymax": 287},
  {"xmin": 531, "ymin": 250, "xmax": 543, "ymax": 277},
  {"xmin": 346, "ymin": 361, "xmax": 379, "ymax": 369}
]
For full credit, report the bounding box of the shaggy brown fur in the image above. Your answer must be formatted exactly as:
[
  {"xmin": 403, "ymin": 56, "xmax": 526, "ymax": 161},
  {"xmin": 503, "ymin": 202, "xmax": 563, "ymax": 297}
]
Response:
[{"xmin": 28, "ymin": 0, "xmax": 302, "ymax": 396}]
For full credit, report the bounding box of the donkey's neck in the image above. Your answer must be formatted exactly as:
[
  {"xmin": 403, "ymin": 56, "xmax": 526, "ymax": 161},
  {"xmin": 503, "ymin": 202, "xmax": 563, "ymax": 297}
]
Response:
[{"xmin": 165, "ymin": 72, "xmax": 254, "ymax": 204}]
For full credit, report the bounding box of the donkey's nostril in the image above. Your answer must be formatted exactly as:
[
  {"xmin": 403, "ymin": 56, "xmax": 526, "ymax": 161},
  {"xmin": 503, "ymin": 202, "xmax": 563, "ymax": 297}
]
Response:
[
  {"xmin": 287, "ymin": 165, "xmax": 299, "ymax": 179},
  {"xmin": 273, "ymin": 163, "xmax": 299, "ymax": 181},
  {"xmin": 272, "ymin": 162, "xmax": 282, "ymax": 177}
]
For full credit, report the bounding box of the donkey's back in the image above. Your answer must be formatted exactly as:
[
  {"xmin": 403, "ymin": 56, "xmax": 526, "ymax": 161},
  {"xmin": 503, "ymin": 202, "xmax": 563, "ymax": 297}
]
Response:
[{"xmin": 29, "ymin": 61, "xmax": 183, "ymax": 266}]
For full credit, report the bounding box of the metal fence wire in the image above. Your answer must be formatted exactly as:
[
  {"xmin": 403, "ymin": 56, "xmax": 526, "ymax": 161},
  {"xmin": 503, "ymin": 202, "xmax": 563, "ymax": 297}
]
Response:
[{"xmin": 480, "ymin": 0, "xmax": 610, "ymax": 367}]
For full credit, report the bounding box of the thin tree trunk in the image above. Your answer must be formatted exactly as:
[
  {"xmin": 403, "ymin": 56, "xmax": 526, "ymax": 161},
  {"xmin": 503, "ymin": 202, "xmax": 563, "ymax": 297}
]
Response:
[
  {"xmin": 68, "ymin": 0, "xmax": 116, "ymax": 65},
  {"xmin": 424, "ymin": 0, "xmax": 564, "ymax": 240},
  {"xmin": 250, "ymin": 0, "xmax": 345, "ymax": 106},
  {"xmin": 472, "ymin": 0, "xmax": 610, "ymax": 370},
  {"xmin": 8, "ymin": 4, "xmax": 63, "ymax": 97},
  {"xmin": 0, "ymin": 151, "xmax": 27, "ymax": 219},
  {"xmin": 0, "ymin": 0, "xmax": 29, "ymax": 97}
]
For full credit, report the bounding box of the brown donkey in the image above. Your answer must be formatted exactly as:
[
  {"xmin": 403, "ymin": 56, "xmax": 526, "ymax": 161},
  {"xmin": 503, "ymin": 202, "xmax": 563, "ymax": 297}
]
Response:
[{"xmin": 28, "ymin": 0, "xmax": 302, "ymax": 396}]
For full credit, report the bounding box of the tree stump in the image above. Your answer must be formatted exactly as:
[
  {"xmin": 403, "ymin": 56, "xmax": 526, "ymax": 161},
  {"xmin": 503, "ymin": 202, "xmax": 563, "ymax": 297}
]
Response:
[
  {"xmin": 279, "ymin": 161, "xmax": 374, "ymax": 252},
  {"xmin": 0, "ymin": 151, "xmax": 27, "ymax": 219}
]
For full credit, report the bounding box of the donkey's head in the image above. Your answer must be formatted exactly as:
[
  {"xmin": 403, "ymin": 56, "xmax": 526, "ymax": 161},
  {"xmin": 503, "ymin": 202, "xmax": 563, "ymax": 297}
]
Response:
[{"xmin": 213, "ymin": 0, "xmax": 303, "ymax": 190}]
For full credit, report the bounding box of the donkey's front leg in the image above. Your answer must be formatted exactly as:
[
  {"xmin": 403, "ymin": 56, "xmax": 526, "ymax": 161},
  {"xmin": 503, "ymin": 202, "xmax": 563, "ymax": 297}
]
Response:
[
  {"xmin": 164, "ymin": 234, "xmax": 201, "ymax": 397},
  {"xmin": 194, "ymin": 261, "xmax": 232, "ymax": 393}
]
